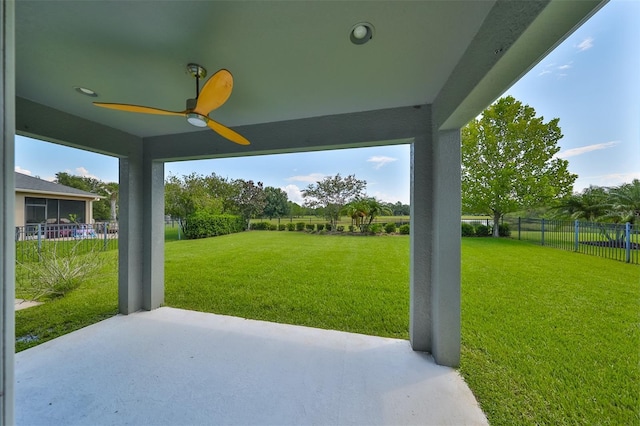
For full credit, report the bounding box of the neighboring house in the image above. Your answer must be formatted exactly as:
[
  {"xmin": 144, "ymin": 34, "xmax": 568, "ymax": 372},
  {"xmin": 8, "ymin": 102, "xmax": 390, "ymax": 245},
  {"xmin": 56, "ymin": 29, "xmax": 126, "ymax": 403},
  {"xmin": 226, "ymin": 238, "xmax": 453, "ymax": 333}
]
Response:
[{"xmin": 14, "ymin": 172, "xmax": 100, "ymax": 228}]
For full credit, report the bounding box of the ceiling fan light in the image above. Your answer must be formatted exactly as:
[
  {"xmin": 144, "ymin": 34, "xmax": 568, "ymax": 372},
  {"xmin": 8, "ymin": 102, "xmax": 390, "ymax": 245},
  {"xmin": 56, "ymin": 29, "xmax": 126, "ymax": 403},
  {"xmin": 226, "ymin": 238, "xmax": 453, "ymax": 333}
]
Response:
[{"xmin": 186, "ymin": 113, "xmax": 208, "ymax": 127}]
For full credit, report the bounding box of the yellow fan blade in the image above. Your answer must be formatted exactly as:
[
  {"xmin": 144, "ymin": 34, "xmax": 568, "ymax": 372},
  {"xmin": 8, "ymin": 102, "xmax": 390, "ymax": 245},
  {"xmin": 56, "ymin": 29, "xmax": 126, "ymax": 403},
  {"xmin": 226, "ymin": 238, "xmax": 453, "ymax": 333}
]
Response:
[
  {"xmin": 207, "ymin": 119, "xmax": 250, "ymax": 145},
  {"xmin": 93, "ymin": 102, "xmax": 186, "ymax": 117},
  {"xmin": 194, "ymin": 69, "xmax": 233, "ymax": 116}
]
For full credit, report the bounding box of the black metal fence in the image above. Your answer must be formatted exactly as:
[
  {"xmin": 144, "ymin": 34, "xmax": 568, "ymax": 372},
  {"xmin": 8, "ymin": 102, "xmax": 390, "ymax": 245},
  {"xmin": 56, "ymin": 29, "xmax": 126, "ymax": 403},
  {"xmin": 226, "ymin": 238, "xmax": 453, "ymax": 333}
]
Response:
[
  {"xmin": 503, "ymin": 217, "xmax": 639, "ymax": 265},
  {"xmin": 16, "ymin": 222, "xmax": 118, "ymax": 263}
]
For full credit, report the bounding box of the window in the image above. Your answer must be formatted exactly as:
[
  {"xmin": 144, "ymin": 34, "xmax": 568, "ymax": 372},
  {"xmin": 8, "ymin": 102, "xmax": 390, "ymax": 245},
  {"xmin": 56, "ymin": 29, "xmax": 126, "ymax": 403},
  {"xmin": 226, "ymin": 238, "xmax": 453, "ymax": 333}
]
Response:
[{"xmin": 24, "ymin": 197, "xmax": 86, "ymax": 224}]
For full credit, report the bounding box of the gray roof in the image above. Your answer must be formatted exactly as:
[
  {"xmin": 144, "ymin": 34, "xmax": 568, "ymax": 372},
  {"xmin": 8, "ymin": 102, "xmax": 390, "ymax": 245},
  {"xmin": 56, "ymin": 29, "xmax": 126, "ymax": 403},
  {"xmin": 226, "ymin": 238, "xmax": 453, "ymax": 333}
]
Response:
[{"xmin": 15, "ymin": 172, "xmax": 99, "ymax": 198}]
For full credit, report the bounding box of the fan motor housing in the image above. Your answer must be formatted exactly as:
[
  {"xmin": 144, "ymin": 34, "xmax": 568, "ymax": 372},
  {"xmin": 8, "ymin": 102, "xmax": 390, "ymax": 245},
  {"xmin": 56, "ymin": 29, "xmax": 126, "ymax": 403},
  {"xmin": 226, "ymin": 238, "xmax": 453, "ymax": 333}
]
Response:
[{"xmin": 186, "ymin": 98, "xmax": 198, "ymax": 110}]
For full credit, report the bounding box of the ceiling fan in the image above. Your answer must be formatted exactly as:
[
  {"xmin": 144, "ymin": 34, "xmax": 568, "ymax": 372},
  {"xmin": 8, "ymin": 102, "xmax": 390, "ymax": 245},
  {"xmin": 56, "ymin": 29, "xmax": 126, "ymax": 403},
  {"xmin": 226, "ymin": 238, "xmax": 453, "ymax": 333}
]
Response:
[{"xmin": 93, "ymin": 64, "xmax": 249, "ymax": 145}]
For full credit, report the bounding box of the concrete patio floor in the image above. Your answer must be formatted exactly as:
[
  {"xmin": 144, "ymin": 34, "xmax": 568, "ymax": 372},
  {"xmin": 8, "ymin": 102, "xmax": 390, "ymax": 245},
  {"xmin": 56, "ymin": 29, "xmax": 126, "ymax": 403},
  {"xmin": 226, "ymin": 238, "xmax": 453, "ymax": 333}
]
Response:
[{"xmin": 15, "ymin": 307, "xmax": 487, "ymax": 425}]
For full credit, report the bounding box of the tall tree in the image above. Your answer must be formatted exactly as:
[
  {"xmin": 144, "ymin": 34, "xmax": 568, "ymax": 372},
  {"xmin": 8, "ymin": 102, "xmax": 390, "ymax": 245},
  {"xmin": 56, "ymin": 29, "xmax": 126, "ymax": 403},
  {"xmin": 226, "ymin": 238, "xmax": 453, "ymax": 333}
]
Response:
[
  {"xmin": 230, "ymin": 179, "xmax": 266, "ymax": 228},
  {"xmin": 263, "ymin": 187, "xmax": 290, "ymax": 220},
  {"xmin": 302, "ymin": 174, "xmax": 366, "ymax": 230},
  {"xmin": 287, "ymin": 201, "xmax": 305, "ymax": 219},
  {"xmin": 164, "ymin": 173, "xmax": 223, "ymax": 234},
  {"xmin": 462, "ymin": 96, "xmax": 576, "ymax": 236},
  {"xmin": 203, "ymin": 173, "xmax": 236, "ymax": 214},
  {"xmin": 55, "ymin": 172, "xmax": 118, "ymax": 221}
]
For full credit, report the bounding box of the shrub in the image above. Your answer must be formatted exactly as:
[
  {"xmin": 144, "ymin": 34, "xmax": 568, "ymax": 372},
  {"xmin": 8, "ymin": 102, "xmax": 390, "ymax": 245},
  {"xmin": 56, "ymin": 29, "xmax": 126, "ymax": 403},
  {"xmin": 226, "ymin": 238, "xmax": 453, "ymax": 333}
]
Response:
[
  {"xmin": 305, "ymin": 224, "xmax": 315, "ymax": 231},
  {"xmin": 348, "ymin": 225, "xmax": 355, "ymax": 232},
  {"xmin": 286, "ymin": 223, "xmax": 296, "ymax": 231},
  {"xmin": 16, "ymin": 240, "xmax": 107, "ymax": 300},
  {"xmin": 296, "ymin": 222, "xmax": 306, "ymax": 231},
  {"xmin": 278, "ymin": 224, "xmax": 286, "ymax": 231},
  {"xmin": 461, "ymin": 223, "xmax": 475, "ymax": 237},
  {"xmin": 325, "ymin": 223, "xmax": 332, "ymax": 231},
  {"xmin": 475, "ymin": 224, "xmax": 491, "ymax": 237},
  {"xmin": 250, "ymin": 221, "xmax": 271, "ymax": 231},
  {"xmin": 184, "ymin": 212, "xmax": 244, "ymax": 239},
  {"xmin": 337, "ymin": 226, "xmax": 345, "ymax": 232},
  {"xmin": 384, "ymin": 222, "xmax": 397, "ymax": 234},
  {"xmin": 498, "ymin": 223, "xmax": 511, "ymax": 237},
  {"xmin": 399, "ymin": 224, "xmax": 410, "ymax": 235},
  {"xmin": 316, "ymin": 224, "xmax": 325, "ymax": 231},
  {"xmin": 269, "ymin": 224, "xmax": 278, "ymax": 231},
  {"xmin": 370, "ymin": 223, "xmax": 383, "ymax": 234}
]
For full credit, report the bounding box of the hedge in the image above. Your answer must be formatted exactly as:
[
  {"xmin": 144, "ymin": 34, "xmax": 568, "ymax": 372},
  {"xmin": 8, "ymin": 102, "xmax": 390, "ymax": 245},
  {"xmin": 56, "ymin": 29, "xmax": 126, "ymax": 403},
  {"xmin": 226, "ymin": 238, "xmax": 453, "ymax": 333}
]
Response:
[{"xmin": 184, "ymin": 212, "xmax": 244, "ymax": 239}]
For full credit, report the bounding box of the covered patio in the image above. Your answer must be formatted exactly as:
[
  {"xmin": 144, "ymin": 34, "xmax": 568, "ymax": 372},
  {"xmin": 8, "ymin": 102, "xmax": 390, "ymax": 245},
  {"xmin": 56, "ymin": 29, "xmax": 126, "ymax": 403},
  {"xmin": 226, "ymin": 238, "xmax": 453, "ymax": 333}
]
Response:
[
  {"xmin": 16, "ymin": 308, "xmax": 487, "ymax": 425},
  {"xmin": 1, "ymin": 0, "xmax": 605, "ymax": 423}
]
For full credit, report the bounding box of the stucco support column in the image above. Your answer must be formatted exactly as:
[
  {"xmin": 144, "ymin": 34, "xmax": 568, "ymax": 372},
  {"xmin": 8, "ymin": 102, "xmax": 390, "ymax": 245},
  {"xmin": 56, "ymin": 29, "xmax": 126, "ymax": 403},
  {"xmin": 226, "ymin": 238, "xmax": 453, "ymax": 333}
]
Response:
[
  {"xmin": 0, "ymin": 0, "xmax": 15, "ymax": 422},
  {"xmin": 410, "ymin": 135, "xmax": 433, "ymax": 353},
  {"xmin": 118, "ymin": 145, "xmax": 165, "ymax": 313},
  {"xmin": 430, "ymin": 129, "xmax": 461, "ymax": 367},
  {"xmin": 142, "ymin": 155, "xmax": 164, "ymax": 310},
  {"xmin": 410, "ymin": 126, "xmax": 461, "ymax": 367}
]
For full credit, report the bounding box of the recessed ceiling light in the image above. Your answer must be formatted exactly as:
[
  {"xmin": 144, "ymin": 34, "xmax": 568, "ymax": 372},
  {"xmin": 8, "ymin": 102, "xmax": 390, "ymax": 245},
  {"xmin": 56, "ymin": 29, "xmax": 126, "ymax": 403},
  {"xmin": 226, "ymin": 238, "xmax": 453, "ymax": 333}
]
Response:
[
  {"xmin": 74, "ymin": 86, "xmax": 98, "ymax": 97},
  {"xmin": 350, "ymin": 22, "xmax": 374, "ymax": 45}
]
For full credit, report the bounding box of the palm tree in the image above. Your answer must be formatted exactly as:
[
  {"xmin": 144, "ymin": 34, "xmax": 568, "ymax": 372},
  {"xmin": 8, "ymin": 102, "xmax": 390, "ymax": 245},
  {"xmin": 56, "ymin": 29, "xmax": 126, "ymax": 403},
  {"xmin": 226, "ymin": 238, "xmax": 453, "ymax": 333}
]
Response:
[
  {"xmin": 102, "ymin": 182, "xmax": 119, "ymax": 221},
  {"xmin": 343, "ymin": 197, "xmax": 392, "ymax": 233},
  {"xmin": 605, "ymin": 179, "xmax": 640, "ymax": 224},
  {"xmin": 361, "ymin": 197, "xmax": 392, "ymax": 227},
  {"xmin": 342, "ymin": 200, "xmax": 367, "ymax": 230},
  {"xmin": 553, "ymin": 185, "xmax": 609, "ymax": 221}
]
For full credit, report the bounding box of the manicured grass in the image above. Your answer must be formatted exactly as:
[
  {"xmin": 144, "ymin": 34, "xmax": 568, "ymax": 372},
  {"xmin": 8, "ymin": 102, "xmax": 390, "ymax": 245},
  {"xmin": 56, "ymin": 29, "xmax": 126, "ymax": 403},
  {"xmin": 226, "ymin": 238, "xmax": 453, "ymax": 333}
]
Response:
[
  {"xmin": 459, "ymin": 238, "xmax": 639, "ymax": 425},
  {"xmin": 14, "ymin": 231, "xmax": 639, "ymax": 424},
  {"xmin": 165, "ymin": 232, "xmax": 410, "ymax": 338}
]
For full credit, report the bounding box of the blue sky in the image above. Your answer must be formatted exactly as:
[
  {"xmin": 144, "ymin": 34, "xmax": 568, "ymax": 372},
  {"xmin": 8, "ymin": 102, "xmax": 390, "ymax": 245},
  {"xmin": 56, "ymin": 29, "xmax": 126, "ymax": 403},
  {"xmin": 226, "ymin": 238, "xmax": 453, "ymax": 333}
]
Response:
[{"xmin": 14, "ymin": 0, "xmax": 639, "ymax": 205}]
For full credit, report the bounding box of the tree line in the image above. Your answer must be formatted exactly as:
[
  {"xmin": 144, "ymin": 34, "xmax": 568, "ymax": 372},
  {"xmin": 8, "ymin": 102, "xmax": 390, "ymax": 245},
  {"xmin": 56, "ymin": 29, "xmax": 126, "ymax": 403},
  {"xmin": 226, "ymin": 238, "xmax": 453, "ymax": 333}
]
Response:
[
  {"xmin": 165, "ymin": 172, "xmax": 409, "ymax": 235},
  {"xmin": 52, "ymin": 170, "xmax": 410, "ymax": 232}
]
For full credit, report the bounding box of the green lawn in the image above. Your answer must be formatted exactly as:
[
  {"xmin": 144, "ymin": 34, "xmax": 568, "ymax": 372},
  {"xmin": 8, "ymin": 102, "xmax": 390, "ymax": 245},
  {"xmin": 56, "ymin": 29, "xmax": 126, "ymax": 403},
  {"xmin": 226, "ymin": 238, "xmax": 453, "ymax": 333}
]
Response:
[
  {"xmin": 459, "ymin": 238, "xmax": 639, "ymax": 425},
  {"xmin": 165, "ymin": 232, "xmax": 410, "ymax": 338},
  {"xmin": 14, "ymin": 231, "xmax": 640, "ymax": 425}
]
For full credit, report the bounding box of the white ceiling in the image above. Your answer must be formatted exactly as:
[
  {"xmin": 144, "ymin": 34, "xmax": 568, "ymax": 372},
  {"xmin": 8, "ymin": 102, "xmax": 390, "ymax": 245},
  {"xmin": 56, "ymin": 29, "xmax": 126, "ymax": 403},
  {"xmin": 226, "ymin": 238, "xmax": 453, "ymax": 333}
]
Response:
[
  {"xmin": 15, "ymin": 1, "xmax": 495, "ymax": 138},
  {"xmin": 13, "ymin": 0, "xmax": 605, "ymax": 156}
]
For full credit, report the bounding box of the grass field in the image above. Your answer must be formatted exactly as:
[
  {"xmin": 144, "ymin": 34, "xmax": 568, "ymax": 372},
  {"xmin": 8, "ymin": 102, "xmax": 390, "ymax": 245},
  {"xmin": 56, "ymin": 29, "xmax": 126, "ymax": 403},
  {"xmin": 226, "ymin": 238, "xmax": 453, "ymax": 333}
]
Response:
[
  {"xmin": 459, "ymin": 238, "xmax": 639, "ymax": 424},
  {"xmin": 14, "ymin": 231, "xmax": 640, "ymax": 425}
]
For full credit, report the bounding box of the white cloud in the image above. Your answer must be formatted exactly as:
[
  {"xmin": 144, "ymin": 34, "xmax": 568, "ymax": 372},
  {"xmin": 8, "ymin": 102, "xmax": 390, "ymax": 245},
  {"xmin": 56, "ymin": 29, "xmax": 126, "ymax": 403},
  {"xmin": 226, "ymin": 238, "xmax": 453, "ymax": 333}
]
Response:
[
  {"xmin": 557, "ymin": 64, "xmax": 571, "ymax": 70},
  {"xmin": 74, "ymin": 166, "xmax": 101, "ymax": 179},
  {"xmin": 286, "ymin": 172, "xmax": 327, "ymax": 183},
  {"xmin": 367, "ymin": 156, "xmax": 397, "ymax": 170},
  {"xmin": 556, "ymin": 141, "xmax": 619, "ymax": 159},
  {"xmin": 538, "ymin": 70, "xmax": 552, "ymax": 76},
  {"xmin": 574, "ymin": 172, "xmax": 640, "ymax": 192},
  {"xmin": 371, "ymin": 190, "xmax": 407, "ymax": 204},
  {"xmin": 282, "ymin": 184, "xmax": 304, "ymax": 204},
  {"xmin": 15, "ymin": 166, "xmax": 31, "ymax": 175},
  {"xmin": 576, "ymin": 37, "xmax": 594, "ymax": 51}
]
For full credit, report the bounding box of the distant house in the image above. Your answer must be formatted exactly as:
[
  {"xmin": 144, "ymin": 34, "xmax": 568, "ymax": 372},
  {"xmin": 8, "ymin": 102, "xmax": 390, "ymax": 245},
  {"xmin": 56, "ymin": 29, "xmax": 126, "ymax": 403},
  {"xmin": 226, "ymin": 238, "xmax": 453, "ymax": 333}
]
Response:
[{"xmin": 14, "ymin": 172, "xmax": 100, "ymax": 228}]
